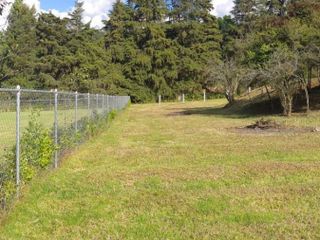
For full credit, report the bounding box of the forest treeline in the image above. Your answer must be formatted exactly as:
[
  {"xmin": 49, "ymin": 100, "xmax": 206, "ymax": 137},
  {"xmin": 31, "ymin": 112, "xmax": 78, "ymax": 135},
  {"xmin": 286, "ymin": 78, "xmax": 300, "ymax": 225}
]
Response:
[{"xmin": 0, "ymin": 0, "xmax": 319, "ymax": 113}]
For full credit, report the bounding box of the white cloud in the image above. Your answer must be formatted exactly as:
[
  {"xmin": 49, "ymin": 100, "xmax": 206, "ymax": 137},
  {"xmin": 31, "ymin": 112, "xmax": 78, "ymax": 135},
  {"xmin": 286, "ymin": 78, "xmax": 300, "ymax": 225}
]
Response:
[
  {"xmin": 212, "ymin": 0, "xmax": 234, "ymax": 17},
  {"xmin": 81, "ymin": 0, "xmax": 113, "ymax": 28},
  {"xmin": 49, "ymin": 9, "xmax": 68, "ymax": 19},
  {"xmin": 46, "ymin": 0, "xmax": 113, "ymax": 29},
  {"xmin": 23, "ymin": 0, "xmax": 40, "ymax": 11}
]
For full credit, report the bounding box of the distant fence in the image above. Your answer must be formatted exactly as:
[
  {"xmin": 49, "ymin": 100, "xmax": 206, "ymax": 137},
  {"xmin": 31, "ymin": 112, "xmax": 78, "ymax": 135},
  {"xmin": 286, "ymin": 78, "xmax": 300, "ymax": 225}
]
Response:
[{"xmin": 0, "ymin": 86, "xmax": 130, "ymax": 207}]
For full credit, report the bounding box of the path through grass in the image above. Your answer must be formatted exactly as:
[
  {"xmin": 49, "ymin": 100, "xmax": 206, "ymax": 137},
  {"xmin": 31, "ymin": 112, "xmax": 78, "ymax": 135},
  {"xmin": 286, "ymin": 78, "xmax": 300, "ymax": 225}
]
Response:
[{"xmin": 1, "ymin": 100, "xmax": 320, "ymax": 239}]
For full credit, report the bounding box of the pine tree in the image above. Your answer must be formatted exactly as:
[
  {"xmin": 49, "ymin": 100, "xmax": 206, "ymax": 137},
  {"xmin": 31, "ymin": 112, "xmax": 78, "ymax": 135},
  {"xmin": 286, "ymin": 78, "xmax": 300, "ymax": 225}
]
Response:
[
  {"xmin": 35, "ymin": 12, "xmax": 73, "ymax": 88},
  {"xmin": 131, "ymin": 0, "xmax": 167, "ymax": 22},
  {"xmin": 2, "ymin": 0, "xmax": 37, "ymax": 87},
  {"xmin": 232, "ymin": 0, "xmax": 258, "ymax": 34},
  {"xmin": 68, "ymin": 0, "xmax": 85, "ymax": 33}
]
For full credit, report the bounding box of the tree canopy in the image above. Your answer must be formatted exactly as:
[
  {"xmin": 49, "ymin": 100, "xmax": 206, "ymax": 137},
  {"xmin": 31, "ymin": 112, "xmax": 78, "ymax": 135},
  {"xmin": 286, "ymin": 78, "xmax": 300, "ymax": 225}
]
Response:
[{"xmin": 0, "ymin": 0, "xmax": 319, "ymax": 110}]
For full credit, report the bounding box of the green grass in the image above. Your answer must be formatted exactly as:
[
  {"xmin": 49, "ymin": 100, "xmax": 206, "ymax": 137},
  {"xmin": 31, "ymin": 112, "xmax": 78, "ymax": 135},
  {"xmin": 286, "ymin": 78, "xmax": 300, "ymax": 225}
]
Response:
[
  {"xmin": 0, "ymin": 108, "xmax": 96, "ymax": 159},
  {"xmin": 1, "ymin": 100, "xmax": 320, "ymax": 239}
]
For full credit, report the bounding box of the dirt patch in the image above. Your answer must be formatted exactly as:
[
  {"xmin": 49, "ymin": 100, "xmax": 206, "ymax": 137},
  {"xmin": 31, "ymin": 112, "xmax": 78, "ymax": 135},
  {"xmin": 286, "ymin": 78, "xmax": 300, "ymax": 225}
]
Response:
[
  {"xmin": 246, "ymin": 119, "xmax": 282, "ymax": 130},
  {"xmin": 233, "ymin": 118, "xmax": 317, "ymax": 135}
]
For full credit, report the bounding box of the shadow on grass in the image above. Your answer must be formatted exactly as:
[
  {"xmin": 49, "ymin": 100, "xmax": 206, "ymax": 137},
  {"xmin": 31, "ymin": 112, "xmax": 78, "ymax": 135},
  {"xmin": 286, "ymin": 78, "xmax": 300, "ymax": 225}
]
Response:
[
  {"xmin": 173, "ymin": 87, "xmax": 320, "ymax": 119},
  {"xmin": 172, "ymin": 98, "xmax": 283, "ymax": 119}
]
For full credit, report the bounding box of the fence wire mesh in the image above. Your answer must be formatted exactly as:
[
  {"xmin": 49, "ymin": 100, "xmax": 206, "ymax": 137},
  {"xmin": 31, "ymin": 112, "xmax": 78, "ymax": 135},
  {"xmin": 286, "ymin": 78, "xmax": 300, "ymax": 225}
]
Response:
[{"xmin": 0, "ymin": 87, "xmax": 130, "ymax": 208}]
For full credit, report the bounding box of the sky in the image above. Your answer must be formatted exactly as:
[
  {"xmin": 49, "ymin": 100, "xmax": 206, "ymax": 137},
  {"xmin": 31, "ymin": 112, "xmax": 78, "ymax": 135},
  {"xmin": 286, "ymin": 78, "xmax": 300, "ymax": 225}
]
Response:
[{"xmin": 0, "ymin": 0, "xmax": 234, "ymax": 29}]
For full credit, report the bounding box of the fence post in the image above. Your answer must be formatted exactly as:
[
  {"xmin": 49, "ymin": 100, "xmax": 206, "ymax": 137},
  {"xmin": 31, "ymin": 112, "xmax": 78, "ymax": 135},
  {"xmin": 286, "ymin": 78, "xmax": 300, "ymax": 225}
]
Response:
[
  {"xmin": 75, "ymin": 91, "xmax": 78, "ymax": 132},
  {"xmin": 102, "ymin": 94, "xmax": 105, "ymax": 114},
  {"xmin": 182, "ymin": 94, "xmax": 185, "ymax": 103},
  {"xmin": 96, "ymin": 94, "xmax": 99, "ymax": 112},
  {"xmin": 106, "ymin": 95, "xmax": 109, "ymax": 113},
  {"xmin": 54, "ymin": 89, "xmax": 58, "ymax": 168},
  {"xmin": 203, "ymin": 89, "xmax": 206, "ymax": 102},
  {"xmin": 158, "ymin": 95, "xmax": 161, "ymax": 105},
  {"xmin": 15, "ymin": 85, "xmax": 21, "ymax": 187},
  {"xmin": 87, "ymin": 92, "xmax": 90, "ymax": 117}
]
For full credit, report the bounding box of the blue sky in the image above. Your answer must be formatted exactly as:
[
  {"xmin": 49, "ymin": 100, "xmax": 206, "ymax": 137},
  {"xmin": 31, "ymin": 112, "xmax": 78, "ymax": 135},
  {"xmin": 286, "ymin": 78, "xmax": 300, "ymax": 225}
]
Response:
[{"xmin": 41, "ymin": 0, "xmax": 74, "ymax": 11}]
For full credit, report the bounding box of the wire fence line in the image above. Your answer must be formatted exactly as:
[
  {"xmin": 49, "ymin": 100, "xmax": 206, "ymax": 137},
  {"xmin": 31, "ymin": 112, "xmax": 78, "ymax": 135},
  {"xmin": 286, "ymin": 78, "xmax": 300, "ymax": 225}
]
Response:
[{"xmin": 0, "ymin": 86, "xmax": 130, "ymax": 207}]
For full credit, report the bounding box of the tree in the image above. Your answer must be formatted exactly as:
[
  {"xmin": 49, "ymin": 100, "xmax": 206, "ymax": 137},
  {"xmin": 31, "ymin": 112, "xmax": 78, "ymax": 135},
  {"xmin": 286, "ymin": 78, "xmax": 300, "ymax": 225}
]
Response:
[
  {"xmin": 1, "ymin": 0, "xmax": 37, "ymax": 87},
  {"xmin": 232, "ymin": 0, "xmax": 258, "ymax": 34},
  {"xmin": 68, "ymin": 0, "xmax": 85, "ymax": 33},
  {"xmin": 131, "ymin": 0, "xmax": 167, "ymax": 22},
  {"xmin": 206, "ymin": 59, "xmax": 252, "ymax": 104},
  {"xmin": 218, "ymin": 16, "xmax": 239, "ymax": 60},
  {"xmin": 262, "ymin": 47, "xmax": 302, "ymax": 116}
]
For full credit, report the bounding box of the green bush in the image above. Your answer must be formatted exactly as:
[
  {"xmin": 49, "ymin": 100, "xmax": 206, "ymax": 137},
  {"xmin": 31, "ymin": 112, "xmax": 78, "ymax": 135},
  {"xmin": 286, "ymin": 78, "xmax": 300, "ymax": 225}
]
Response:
[
  {"xmin": 20, "ymin": 112, "xmax": 55, "ymax": 181},
  {"xmin": 0, "ymin": 111, "xmax": 55, "ymax": 209}
]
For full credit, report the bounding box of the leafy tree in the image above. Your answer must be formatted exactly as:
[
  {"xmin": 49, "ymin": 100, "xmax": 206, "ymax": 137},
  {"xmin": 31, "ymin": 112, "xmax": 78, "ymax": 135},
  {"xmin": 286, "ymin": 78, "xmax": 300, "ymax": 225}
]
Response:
[
  {"xmin": 206, "ymin": 59, "xmax": 252, "ymax": 104},
  {"xmin": 261, "ymin": 47, "xmax": 302, "ymax": 116}
]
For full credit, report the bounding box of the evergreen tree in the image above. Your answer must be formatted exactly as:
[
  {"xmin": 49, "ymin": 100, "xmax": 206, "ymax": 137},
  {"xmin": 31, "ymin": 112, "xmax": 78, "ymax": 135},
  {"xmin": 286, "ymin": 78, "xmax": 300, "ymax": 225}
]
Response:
[
  {"xmin": 68, "ymin": 0, "xmax": 85, "ymax": 33},
  {"xmin": 132, "ymin": 0, "xmax": 167, "ymax": 22},
  {"xmin": 1, "ymin": 0, "xmax": 37, "ymax": 87},
  {"xmin": 231, "ymin": 0, "xmax": 258, "ymax": 34}
]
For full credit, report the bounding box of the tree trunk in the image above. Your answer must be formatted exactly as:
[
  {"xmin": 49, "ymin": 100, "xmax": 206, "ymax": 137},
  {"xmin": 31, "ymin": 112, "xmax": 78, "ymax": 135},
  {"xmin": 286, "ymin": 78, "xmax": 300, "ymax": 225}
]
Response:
[
  {"xmin": 225, "ymin": 90, "xmax": 234, "ymax": 104},
  {"xmin": 308, "ymin": 66, "xmax": 312, "ymax": 90},
  {"xmin": 287, "ymin": 96, "xmax": 293, "ymax": 117},
  {"xmin": 265, "ymin": 85, "xmax": 274, "ymax": 112},
  {"xmin": 304, "ymin": 87, "xmax": 310, "ymax": 114},
  {"xmin": 281, "ymin": 95, "xmax": 287, "ymax": 116}
]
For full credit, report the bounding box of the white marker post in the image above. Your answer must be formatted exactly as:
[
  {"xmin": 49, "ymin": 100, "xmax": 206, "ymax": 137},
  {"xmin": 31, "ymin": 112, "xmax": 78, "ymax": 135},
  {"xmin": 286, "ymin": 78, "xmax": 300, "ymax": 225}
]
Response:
[
  {"xmin": 158, "ymin": 95, "xmax": 161, "ymax": 105},
  {"xmin": 203, "ymin": 89, "xmax": 206, "ymax": 102}
]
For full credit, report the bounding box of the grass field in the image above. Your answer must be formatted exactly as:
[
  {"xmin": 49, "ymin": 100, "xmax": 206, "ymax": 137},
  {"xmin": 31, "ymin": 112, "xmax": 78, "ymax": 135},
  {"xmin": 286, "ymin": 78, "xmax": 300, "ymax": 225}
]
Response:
[
  {"xmin": 1, "ymin": 100, "xmax": 320, "ymax": 239},
  {"xmin": 0, "ymin": 108, "xmax": 97, "ymax": 159}
]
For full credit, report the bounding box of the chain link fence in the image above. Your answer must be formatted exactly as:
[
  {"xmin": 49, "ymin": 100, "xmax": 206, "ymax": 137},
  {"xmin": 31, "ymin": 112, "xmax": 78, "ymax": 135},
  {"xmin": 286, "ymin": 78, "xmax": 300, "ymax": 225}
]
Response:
[{"xmin": 0, "ymin": 86, "xmax": 130, "ymax": 208}]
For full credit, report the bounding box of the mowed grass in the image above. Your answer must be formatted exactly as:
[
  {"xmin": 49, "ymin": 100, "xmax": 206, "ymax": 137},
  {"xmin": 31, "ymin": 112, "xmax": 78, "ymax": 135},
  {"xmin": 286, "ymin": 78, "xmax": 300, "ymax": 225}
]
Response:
[
  {"xmin": 0, "ymin": 108, "xmax": 95, "ymax": 159},
  {"xmin": 1, "ymin": 99, "xmax": 320, "ymax": 239}
]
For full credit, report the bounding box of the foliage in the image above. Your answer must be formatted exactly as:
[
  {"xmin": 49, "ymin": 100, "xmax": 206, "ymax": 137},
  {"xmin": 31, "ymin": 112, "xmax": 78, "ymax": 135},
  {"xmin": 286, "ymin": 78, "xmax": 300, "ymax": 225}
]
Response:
[
  {"xmin": 206, "ymin": 59, "xmax": 253, "ymax": 104},
  {"xmin": 261, "ymin": 48, "xmax": 303, "ymax": 116},
  {"xmin": 0, "ymin": 0, "xmax": 319, "ymax": 109},
  {"xmin": 0, "ymin": 0, "xmax": 221, "ymax": 103}
]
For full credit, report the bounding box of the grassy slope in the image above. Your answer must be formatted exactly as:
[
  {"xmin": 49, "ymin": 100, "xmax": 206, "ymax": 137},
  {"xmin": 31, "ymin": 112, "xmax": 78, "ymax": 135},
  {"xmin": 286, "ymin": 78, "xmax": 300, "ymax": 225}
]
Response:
[{"xmin": 1, "ymin": 100, "xmax": 320, "ymax": 239}]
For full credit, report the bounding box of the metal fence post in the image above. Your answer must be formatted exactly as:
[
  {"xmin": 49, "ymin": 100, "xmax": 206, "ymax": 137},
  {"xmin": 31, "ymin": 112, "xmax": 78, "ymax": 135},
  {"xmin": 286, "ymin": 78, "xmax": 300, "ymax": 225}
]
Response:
[
  {"xmin": 102, "ymin": 94, "xmax": 105, "ymax": 114},
  {"xmin": 15, "ymin": 85, "xmax": 21, "ymax": 187},
  {"xmin": 54, "ymin": 89, "xmax": 58, "ymax": 168},
  {"xmin": 75, "ymin": 91, "xmax": 78, "ymax": 132},
  {"xmin": 96, "ymin": 94, "xmax": 99, "ymax": 112},
  {"xmin": 87, "ymin": 92, "xmax": 90, "ymax": 117},
  {"xmin": 107, "ymin": 95, "xmax": 109, "ymax": 113}
]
